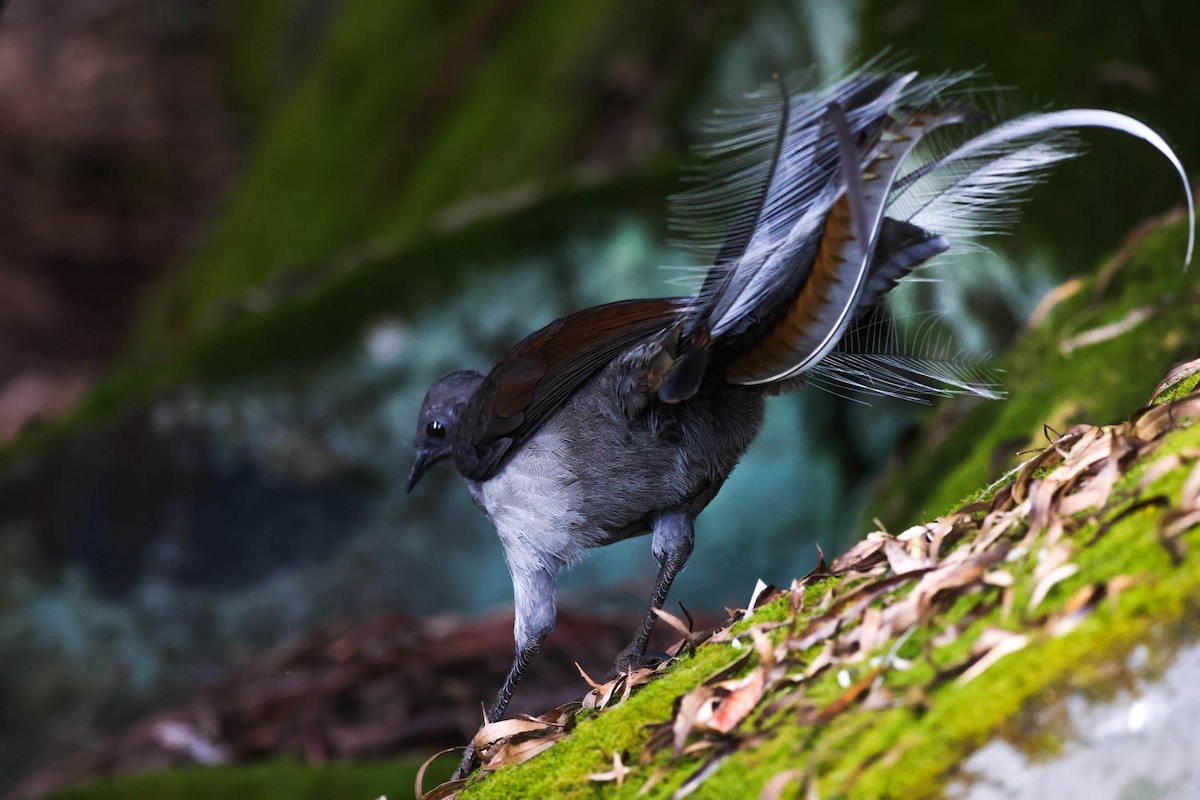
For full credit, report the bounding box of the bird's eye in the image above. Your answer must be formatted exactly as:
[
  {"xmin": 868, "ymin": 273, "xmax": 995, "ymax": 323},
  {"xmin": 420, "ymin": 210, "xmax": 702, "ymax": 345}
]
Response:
[{"xmin": 425, "ymin": 420, "xmax": 446, "ymax": 439}]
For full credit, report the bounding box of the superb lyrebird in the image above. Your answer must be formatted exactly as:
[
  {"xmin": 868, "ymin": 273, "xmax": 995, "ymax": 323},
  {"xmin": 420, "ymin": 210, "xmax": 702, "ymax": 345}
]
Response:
[{"xmin": 407, "ymin": 66, "xmax": 1195, "ymax": 778}]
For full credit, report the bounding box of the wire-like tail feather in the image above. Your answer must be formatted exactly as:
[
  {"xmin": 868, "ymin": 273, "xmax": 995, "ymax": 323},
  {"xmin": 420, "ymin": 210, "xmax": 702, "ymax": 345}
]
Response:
[{"xmin": 662, "ymin": 67, "xmax": 1195, "ymax": 405}]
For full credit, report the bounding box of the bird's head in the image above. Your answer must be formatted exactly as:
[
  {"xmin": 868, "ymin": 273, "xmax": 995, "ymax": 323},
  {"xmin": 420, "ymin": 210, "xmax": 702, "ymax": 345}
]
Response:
[{"xmin": 407, "ymin": 369, "xmax": 484, "ymax": 492}]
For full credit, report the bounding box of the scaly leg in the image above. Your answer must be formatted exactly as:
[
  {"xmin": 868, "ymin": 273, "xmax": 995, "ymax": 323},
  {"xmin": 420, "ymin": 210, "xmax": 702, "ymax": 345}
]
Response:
[
  {"xmin": 453, "ymin": 565, "xmax": 556, "ymax": 780},
  {"xmin": 615, "ymin": 511, "xmax": 694, "ymax": 671}
]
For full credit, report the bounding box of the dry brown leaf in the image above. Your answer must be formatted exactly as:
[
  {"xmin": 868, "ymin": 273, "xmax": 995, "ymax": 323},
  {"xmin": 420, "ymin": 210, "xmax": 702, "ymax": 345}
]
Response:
[
  {"xmin": 417, "ymin": 778, "xmax": 466, "ymax": 800},
  {"xmin": 896, "ymin": 523, "xmax": 932, "ymax": 542},
  {"xmin": 1159, "ymin": 510, "xmax": 1200, "ymax": 561},
  {"xmin": 681, "ymin": 739, "xmax": 716, "ymax": 757},
  {"xmin": 637, "ymin": 766, "xmax": 669, "ymax": 797},
  {"xmin": 983, "ymin": 569, "xmax": 1014, "ymax": 587},
  {"xmin": 1032, "ymin": 544, "xmax": 1073, "ymax": 582},
  {"xmin": 1046, "ymin": 583, "xmax": 1102, "ymax": 637},
  {"xmin": 1182, "ymin": 460, "xmax": 1200, "ymax": 510},
  {"xmin": 883, "ymin": 538, "xmax": 930, "ymax": 574},
  {"xmin": 580, "ymin": 661, "xmax": 651, "ymax": 711},
  {"xmin": 830, "ymin": 533, "xmax": 890, "ymax": 573},
  {"xmin": 540, "ymin": 701, "xmax": 581, "ymax": 727},
  {"xmin": 957, "ymin": 629, "xmax": 1029, "ymax": 684},
  {"xmin": 482, "ymin": 733, "xmax": 560, "ymax": 770},
  {"xmin": 1059, "ymin": 305, "xmax": 1154, "ymax": 355},
  {"xmin": 814, "ymin": 665, "xmax": 884, "ymax": 723},
  {"xmin": 860, "ymin": 683, "xmax": 895, "ymax": 711},
  {"xmin": 1058, "ymin": 426, "xmax": 1106, "ymax": 477},
  {"xmin": 748, "ymin": 626, "xmax": 778, "ymax": 673},
  {"xmin": 588, "ymin": 750, "xmax": 632, "ymax": 786},
  {"xmin": 415, "ymin": 747, "xmax": 463, "ymax": 800},
  {"xmin": 969, "ymin": 510, "xmax": 1020, "ymax": 555},
  {"xmin": 1135, "ymin": 395, "xmax": 1200, "ymax": 440},
  {"xmin": 928, "ymin": 515, "xmax": 956, "ymax": 562},
  {"xmin": 1013, "ymin": 441, "xmax": 1071, "ymax": 503},
  {"xmin": 1139, "ymin": 453, "xmax": 1183, "ymax": 492},
  {"xmin": 1060, "ymin": 583, "xmax": 1101, "ymax": 616},
  {"xmin": 654, "ymin": 607, "xmax": 697, "ymax": 646},
  {"xmin": 675, "ymin": 742, "xmax": 736, "ymax": 798},
  {"xmin": 843, "ymin": 606, "xmax": 888, "ymax": 664},
  {"xmin": 1026, "ymin": 478, "xmax": 1062, "ymax": 542},
  {"xmin": 575, "ymin": 662, "xmax": 606, "ymax": 691},
  {"xmin": 805, "ymin": 642, "xmax": 834, "ymax": 679},
  {"xmin": 1028, "ymin": 563, "xmax": 1079, "ymax": 612},
  {"xmin": 789, "ymin": 615, "xmax": 843, "ymax": 654},
  {"xmin": 759, "ymin": 770, "xmax": 804, "ymax": 800},
  {"xmin": 673, "ymin": 686, "xmax": 718, "ymax": 757},
  {"xmin": 473, "ymin": 717, "xmax": 552, "ymax": 749},
  {"xmin": 909, "ymin": 548, "xmax": 1005, "ymax": 618},
  {"xmin": 1149, "ymin": 357, "xmax": 1200, "ymax": 403},
  {"xmin": 709, "ymin": 668, "xmax": 765, "ymax": 734},
  {"xmin": 616, "ymin": 666, "xmax": 659, "ymax": 708},
  {"xmin": 789, "ymin": 578, "xmax": 807, "ymax": 614},
  {"xmin": 1058, "ymin": 453, "xmax": 1120, "ymax": 516},
  {"xmin": 1106, "ymin": 574, "xmax": 1142, "ymax": 600}
]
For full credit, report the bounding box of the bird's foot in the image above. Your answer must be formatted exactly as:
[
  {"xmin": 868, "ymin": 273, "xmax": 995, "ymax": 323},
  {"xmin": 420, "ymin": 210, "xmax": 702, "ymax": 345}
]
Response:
[
  {"xmin": 609, "ymin": 644, "xmax": 671, "ymax": 678},
  {"xmin": 452, "ymin": 741, "xmax": 480, "ymax": 781}
]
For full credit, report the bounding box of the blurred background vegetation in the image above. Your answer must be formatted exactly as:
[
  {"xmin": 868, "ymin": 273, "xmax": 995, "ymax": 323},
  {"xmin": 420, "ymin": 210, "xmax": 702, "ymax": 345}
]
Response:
[{"xmin": 0, "ymin": 0, "xmax": 1196, "ymax": 795}]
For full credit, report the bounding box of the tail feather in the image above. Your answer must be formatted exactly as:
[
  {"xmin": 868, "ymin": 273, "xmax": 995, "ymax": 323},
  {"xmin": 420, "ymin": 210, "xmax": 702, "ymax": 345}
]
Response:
[
  {"xmin": 892, "ymin": 109, "xmax": 1194, "ymax": 265},
  {"xmin": 718, "ymin": 105, "xmax": 975, "ymax": 384},
  {"xmin": 662, "ymin": 66, "xmax": 1195, "ymax": 405}
]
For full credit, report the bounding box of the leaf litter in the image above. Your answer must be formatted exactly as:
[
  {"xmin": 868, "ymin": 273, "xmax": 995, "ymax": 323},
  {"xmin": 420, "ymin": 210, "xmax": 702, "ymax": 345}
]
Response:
[{"xmin": 432, "ymin": 372, "xmax": 1200, "ymax": 799}]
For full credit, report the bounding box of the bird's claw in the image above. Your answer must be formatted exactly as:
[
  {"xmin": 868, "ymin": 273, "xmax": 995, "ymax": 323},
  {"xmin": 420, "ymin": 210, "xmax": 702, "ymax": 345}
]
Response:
[{"xmin": 610, "ymin": 645, "xmax": 670, "ymax": 678}]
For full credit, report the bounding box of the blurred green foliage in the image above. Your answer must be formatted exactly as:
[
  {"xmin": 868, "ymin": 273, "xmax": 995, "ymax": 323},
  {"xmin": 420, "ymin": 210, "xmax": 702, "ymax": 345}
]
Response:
[
  {"xmin": 135, "ymin": 0, "xmax": 751, "ymax": 357},
  {"xmin": 44, "ymin": 757, "xmax": 451, "ymax": 800}
]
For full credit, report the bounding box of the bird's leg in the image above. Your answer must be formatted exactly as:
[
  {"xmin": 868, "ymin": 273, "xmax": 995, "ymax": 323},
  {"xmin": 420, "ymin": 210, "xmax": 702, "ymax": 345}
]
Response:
[
  {"xmin": 453, "ymin": 565, "xmax": 556, "ymax": 780},
  {"xmin": 615, "ymin": 511, "xmax": 694, "ymax": 672}
]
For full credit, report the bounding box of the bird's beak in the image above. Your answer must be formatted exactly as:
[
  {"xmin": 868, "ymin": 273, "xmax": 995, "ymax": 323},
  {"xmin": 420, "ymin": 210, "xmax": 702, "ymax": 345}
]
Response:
[{"xmin": 406, "ymin": 449, "xmax": 436, "ymax": 493}]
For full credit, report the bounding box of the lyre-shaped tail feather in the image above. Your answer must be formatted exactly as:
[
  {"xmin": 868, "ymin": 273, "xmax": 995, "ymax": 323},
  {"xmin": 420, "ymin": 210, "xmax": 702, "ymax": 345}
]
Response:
[
  {"xmin": 662, "ymin": 66, "xmax": 1195, "ymax": 405},
  {"xmin": 810, "ymin": 309, "xmax": 1004, "ymax": 404},
  {"xmin": 892, "ymin": 109, "xmax": 1195, "ymax": 265}
]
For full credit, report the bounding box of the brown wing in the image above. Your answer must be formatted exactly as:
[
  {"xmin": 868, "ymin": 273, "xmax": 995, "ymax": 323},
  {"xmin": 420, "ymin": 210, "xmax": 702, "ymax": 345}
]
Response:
[{"xmin": 455, "ymin": 297, "xmax": 686, "ymax": 481}]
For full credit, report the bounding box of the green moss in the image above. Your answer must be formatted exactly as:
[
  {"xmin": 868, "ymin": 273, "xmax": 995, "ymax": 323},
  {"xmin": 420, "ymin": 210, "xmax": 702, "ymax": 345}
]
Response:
[
  {"xmin": 44, "ymin": 757, "xmax": 451, "ymax": 800},
  {"xmin": 869, "ymin": 215, "xmax": 1199, "ymax": 529},
  {"xmin": 1151, "ymin": 369, "xmax": 1200, "ymax": 405}
]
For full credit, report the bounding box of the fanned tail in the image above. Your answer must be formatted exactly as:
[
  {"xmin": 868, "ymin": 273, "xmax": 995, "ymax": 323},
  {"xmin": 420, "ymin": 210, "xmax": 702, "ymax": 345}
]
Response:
[
  {"xmin": 657, "ymin": 65, "xmax": 1195, "ymax": 406},
  {"xmin": 810, "ymin": 310, "xmax": 1003, "ymax": 404}
]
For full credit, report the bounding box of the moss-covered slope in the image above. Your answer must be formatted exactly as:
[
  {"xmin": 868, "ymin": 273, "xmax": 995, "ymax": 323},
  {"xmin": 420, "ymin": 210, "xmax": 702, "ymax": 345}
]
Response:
[{"xmin": 444, "ymin": 357, "xmax": 1200, "ymax": 800}]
